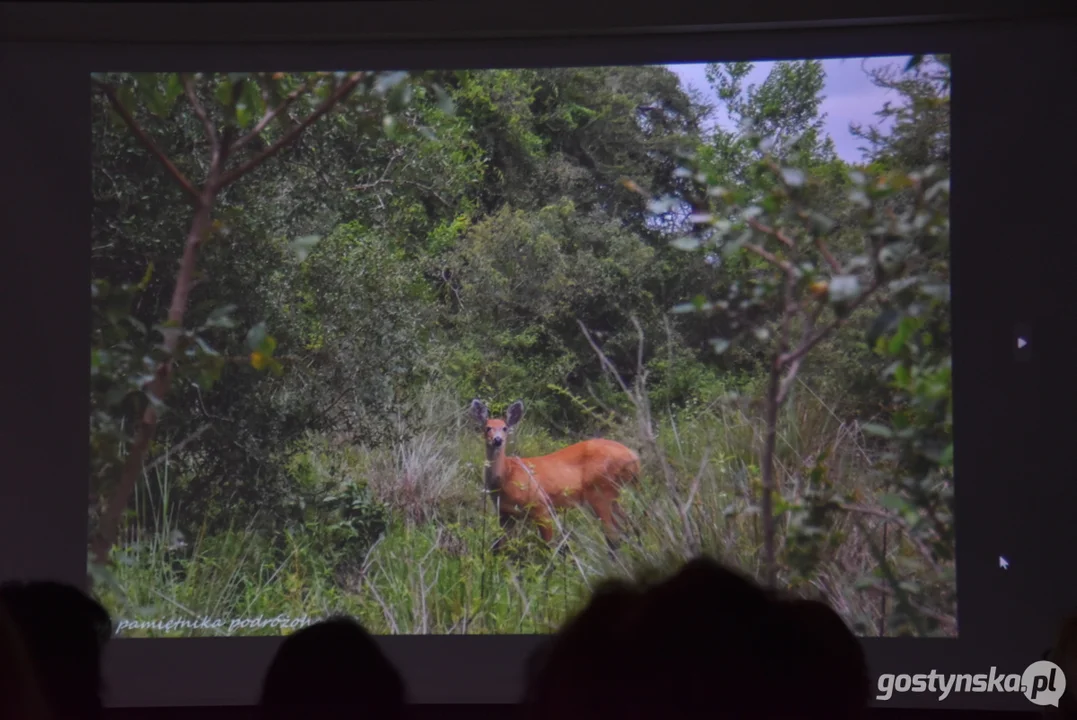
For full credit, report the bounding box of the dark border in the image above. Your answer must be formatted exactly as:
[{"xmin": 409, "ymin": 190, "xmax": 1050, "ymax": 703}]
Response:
[
  {"xmin": 0, "ymin": 1, "xmax": 1066, "ymax": 44},
  {"xmin": 1, "ymin": 10, "xmax": 1074, "ymax": 712}
]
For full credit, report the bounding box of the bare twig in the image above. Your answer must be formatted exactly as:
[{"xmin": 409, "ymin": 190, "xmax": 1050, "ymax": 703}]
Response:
[
  {"xmin": 746, "ymin": 218, "xmax": 795, "ymax": 249},
  {"xmin": 745, "ymin": 242, "xmax": 798, "ymax": 276},
  {"xmin": 779, "ymin": 278, "xmax": 882, "ymax": 367},
  {"xmin": 181, "ymin": 74, "xmax": 217, "ymax": 152},
  {"xmin": 230, "ymin": 78, "xmax": 311, "ymax": 155},
  {"xmin": 776, "ymin": 303, "xmax": 824, "ymax": 406},
  {"xmin": 814, "ymin": 237, "xmax": 843, "ymax": 274},
  {"xmin": 350, "ymin": 149, "xmax": 405, "ymax": 192},
  {"xmin": 215, "ymin": 71, "xmax": 366, "ymax": 190},
  {"xmin": 838, "ymin": 503, "xmax": 941, "ymax": 575},
  {"xmin": 141, "ymin": 423, "xmax": 212, "ymax": 476},
  {"xmin": 92, "ymin": 79, "xmax": 199, "ymax": 201}
]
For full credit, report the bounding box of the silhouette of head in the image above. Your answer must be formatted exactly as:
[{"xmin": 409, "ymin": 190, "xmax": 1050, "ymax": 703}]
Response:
[
  {"xmin": 769, "ymin": 598, "xmax": 870, "ymax": 719},
  {"xmin": 0, "ymin": 599, "xmax": 51, "ymax": 720},
  {"xmin": 523, "ymin": 578, "xmax": 643, "ymax": 714},
  {"xmin": 1046, "ymin": 611, "xmax": 1077, "ymax": 718},
  {"xmin": 259, "ymin": 616, "xmax": 405, "ymax": 720},
  {"xmin": 525, "ymin": 557, "xmax": 869, "ymax": 720},
  {"xmin": 0, "ymin": 580, "xmax": 113, "ymax": 720}
]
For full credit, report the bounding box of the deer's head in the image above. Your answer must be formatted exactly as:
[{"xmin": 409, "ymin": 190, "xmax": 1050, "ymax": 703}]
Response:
[{"xmin": 469, "ymin": 399, "xmax": 524, "ymax": 453}]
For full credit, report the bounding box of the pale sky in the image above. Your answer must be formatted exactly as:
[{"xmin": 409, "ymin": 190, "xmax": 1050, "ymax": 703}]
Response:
[{"xmin": 667, "ymin": 55, "xmax": 911, "ymax": 163}]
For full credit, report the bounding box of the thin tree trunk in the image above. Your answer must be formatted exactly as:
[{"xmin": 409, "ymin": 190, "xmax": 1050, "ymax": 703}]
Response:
[{"xmin": 92, "ymin": 196, "xmax": 214, "ymax": 564}]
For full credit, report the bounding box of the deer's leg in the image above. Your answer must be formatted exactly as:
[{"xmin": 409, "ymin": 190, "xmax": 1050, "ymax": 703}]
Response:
[
  {"xmin": 588, "ymin": 493, "xmax": 623, "ymax": 552},
  {"xmin": 611, "ymin": 499, "xmax": 640, "ymax": 542},
  {"xmin": 493, "ymin": 512, "xmax": 515, "ymax": 553},
  {"xmin": 534, "ymin": 508, "xmax": 555, "ymax": 544}
]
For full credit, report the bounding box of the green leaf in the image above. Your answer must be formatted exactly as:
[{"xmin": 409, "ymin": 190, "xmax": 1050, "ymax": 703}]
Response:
[
  {"xmin": 742, "ymin": 205, "xmax": 763, "ymax": 220},
  {"xmin": 375, "ymin": 71, "xmax": 408, "ymax": 95},
  {"xmin": 227, "ymin": 73, "xmax": 250, "ymax": 84},
  {"xmin": 260, "ymin": 334, "xmax": 278, "ymax": 357},
  {"xmin": 809, "ymin": 212, "xmax": 836, "ymax": 235},
  {"xmin": 878, "ymin": 493, "xmax": 911, "ymax": 513},
  {"xmin": 671, "ymin": 236, "xmax": 701, "ymax": 251},
  {"xmin": 709, "ymin": 338, "xmax": 731, "ymax": 354},
  {"xmin": 215, "ymin": 78, "xmax": 234, "ymax": 111},
  {"xmin": 780, "ymin": 167, "xmax": 805, "ymax": 187},
  {"xmin": 386, "ymin": 81, "xmax": 413, "ymax": 114},
  {"xmin": 904, "ymin": 55, "xmax": 925, "ymax": 73},
  {"xmin": 920, "ymin": 283, "xmax": 950, "ymax": 302},
  {"xmin": 866, "ymin": 308, "xmax": 900, "ymax": 347},
  {"xmin": 132, "ymin": 73, "xmax": 170, "ymax": 117},
  {"xmin": 647, "ymin": 197, "xmax": 676, "ymax": 215},
  {"xmin": 828, "ymin": 275, "xmax": 861, "ymax": 303},
  {"xmin": 861, "ymin": 423, "xmax": 894, "ymax": 439},
  {"xmin": 113, "ymin": 85, "xmax": 137, "ymax": 121},
  {"xmin": 432, "ymin": 84, "xmax": 456, "ymax": 115},
  {"xmin": 161, "ymin": 74, "xmax": 184, "ymax": 116},
  {"xmin": 939, "ymin": 444, "xmax": 954, "ymax": 466},
  {"xmin": 926, "ymin": 179, "xmax": 950, "ymax": 201},
  {"xmin": 246, "ymin": 322, "xmax": 268, "ymax": 353},
  {"xmin": 290, "ymin": 234, "xmax": 322, "ymax": 262},
  {"xmin": 235, "ymin": 81, "xmax": 264, "ymax": 130},
  {"xmin": 722, "ymin": 229, "xmax": 752, "ymax": 259},
  {"xmin": 204, "ymin": 304, "xmax": 238, "ymax": 329}
]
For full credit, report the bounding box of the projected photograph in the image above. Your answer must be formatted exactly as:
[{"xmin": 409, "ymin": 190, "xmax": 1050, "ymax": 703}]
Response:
[{"xmin": 89, "ymin": 56, "xmax": 954, "ymax": 638}]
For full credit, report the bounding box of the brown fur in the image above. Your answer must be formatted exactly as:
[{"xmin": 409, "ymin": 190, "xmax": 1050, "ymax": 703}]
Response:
[{"xmin": 470, "ymin": 399, "xmax": 641, "ymax": 548}]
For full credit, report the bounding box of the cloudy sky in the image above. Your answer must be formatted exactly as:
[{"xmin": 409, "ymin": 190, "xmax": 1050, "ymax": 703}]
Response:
[{"xmin": 667, "ymin": 55, "xmax": 911, "ymax": 163}]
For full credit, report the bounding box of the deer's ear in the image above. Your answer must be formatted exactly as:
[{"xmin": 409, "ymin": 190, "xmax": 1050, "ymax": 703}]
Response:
[
  {"xmin": 469, "ymin": 399, "xmax": 489, "ymax": 425},
  {"xmin": 506, "ymin": 400, "xmax": 525, "ymax": 428}
]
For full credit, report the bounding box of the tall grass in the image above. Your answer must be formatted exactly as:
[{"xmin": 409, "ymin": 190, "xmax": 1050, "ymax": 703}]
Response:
[{"xmin": 95, "ymin": 379, "xmax": 956, "ymax": 639}]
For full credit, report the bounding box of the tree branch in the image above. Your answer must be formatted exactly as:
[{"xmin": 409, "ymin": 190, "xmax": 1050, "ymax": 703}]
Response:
[
  {"xmin": 350, "ymin": 149, "xmax": 405, "ymax": 191},
  {"xmin": 141, "ymin": 423, "xmax": 212, "ymax": 476},
  {"xmin": 779, "ymin": 278, "xmax": 881, "ymax": 367},
  {"xmin": 92, "ymin": 198, "xmax": 215, "ymax": 566},
  {"xmin": 776, "ymin": 303, "xmax": 824, "ymax": 406},
  {"xmin": 814, "ymin": 237, "xmax": 843, "ymax": 273},
  {"xmin": 181, "ymin": 74, "xmax": 218, "ymax": 154},
  {"xmin": 92, "ymin": 79, "xmax": 199, "ymax": 202},
  {"xmin": 214, "ymin": 71, "xmax": 366, "ymax": 191},
  {"xmin": 839, "ymin": 503, "xmax": 942, "ymax": 575},
  {"xmin": 229, "ymin": 78, "xmax": 311, "ymax": 156},
  {"xmin": 745, "ymin": 242, "xmax": 798, "ymax": 277},
  {"xmin": 92, "ymin": 72, "xmax": 369, "ymax": 566},
  {"xmin": 747, "ymin": 218, "xmax": 795, "ymax": 249}
]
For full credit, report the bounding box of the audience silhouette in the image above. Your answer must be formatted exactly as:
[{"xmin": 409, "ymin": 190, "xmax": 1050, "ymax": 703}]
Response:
[
  {"xmin": 1045, "ymin": 611, "xmax": 1077, "ymax": 719},
  {"xmin": 0, "ymin": 596, "xmax": 52, "ymax": 720},
  {"xmin": 523, "ymin": 556, "xmax": 870, "ymax": 720},
  {"xmin": 0, "ymin": 580, "xmax": 112, "ymax": 720},
  {"xmin": 0, "ymin": 561, "xmax": 899, "ymax": 720},
  {"xmin": 258, "ymin": 615, "xmax": 406, "ymax": 720}
]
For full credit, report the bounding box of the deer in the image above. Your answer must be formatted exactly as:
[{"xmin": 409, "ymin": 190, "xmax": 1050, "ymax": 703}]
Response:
[{"xmin": 469, "ymin": 399, "xmax": 641, "ymax": 552}]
